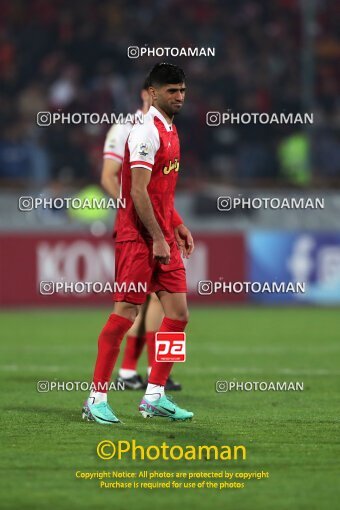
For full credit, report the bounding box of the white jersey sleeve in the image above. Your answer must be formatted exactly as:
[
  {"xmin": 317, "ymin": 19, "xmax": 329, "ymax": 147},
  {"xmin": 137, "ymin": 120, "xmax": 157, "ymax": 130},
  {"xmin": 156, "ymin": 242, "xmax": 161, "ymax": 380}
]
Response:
[
  {"xmin": 128, "ymin": 121, "xmax": 160, "ymax": 171},
  {"xmin": 103, "ymin": 123, "xmax": 131, "ymax": 162}
]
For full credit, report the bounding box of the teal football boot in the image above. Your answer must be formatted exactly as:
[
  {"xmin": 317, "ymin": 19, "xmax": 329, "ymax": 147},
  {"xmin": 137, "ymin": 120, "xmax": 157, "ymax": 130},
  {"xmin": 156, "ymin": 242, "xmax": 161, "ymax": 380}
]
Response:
[
  {"xmin": 139, "ymin": 395, "xmax": 193, "ymax": 421},
  {"xmin": 82, "ymin": 400, "xmax": 120, "ymax": 424}
]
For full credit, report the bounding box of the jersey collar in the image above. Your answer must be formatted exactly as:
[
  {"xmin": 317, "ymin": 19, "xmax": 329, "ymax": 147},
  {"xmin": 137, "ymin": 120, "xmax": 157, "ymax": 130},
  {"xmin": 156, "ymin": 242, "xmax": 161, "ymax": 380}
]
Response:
[{"xmin": 149, "ymin": 105, "xmax": 173, "ymax": 132}]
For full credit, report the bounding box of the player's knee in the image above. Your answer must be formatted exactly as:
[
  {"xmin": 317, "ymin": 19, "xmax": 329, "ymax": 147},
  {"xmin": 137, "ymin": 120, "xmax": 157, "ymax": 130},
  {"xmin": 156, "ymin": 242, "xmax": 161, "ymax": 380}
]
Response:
[
  {"xmin": 126, "ymin": 306, "xmax": 140, "ymax": 323},
  {"xmin": 113, "ymin": 302, "xmax": 139, "ymax": 323},
  {"xmin": 171, "ymin": 309, "xmax": 189, "ymax": 323}
]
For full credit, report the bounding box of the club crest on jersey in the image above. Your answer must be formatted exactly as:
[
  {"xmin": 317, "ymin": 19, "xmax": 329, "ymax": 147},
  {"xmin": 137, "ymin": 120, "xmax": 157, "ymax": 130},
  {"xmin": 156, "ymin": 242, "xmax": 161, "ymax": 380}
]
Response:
[
  {"xmin": 138, "ymin": 142, "xmax": 149, "ymax": 157},
  {"xmin": 163, "ymin": 158, "xmax": 179, "ymax": 175}
]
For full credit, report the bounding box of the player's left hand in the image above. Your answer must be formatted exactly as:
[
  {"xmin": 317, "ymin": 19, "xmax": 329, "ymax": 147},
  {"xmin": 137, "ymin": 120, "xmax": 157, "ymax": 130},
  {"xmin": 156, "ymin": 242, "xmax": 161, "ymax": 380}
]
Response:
[{"xmin": 174, "ymin": 224, "xmax": 194, "ymax": 258}]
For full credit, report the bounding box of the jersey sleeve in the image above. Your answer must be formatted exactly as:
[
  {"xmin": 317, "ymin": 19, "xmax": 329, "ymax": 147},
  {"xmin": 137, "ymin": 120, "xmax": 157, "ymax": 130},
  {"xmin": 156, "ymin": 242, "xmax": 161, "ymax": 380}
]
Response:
[
  {"xmin": 103, "ymin": 123, "xmax": 129, "ymax": 162},
  {"xmin": 128, "ymin": 122, "xmax": 160, "ymax": 171}
]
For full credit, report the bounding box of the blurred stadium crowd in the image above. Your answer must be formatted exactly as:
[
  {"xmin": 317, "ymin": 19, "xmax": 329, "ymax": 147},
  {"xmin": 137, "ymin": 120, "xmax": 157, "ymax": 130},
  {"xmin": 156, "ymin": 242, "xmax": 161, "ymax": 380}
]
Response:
[{"xmin": 0, "ymin": 0, "xmax": 339, "ymax": 189}]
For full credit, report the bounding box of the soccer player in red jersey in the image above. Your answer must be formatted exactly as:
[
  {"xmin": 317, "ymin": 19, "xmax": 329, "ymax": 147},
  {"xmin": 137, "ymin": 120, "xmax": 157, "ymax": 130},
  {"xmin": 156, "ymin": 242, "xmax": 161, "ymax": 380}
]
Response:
[
  {"xmin": 101, "ymin": 82, "xmax": 182, "ymax": 392},
  {"xmin": 83, "ymin": 63, "xmax": 194, "ymax": 423}
]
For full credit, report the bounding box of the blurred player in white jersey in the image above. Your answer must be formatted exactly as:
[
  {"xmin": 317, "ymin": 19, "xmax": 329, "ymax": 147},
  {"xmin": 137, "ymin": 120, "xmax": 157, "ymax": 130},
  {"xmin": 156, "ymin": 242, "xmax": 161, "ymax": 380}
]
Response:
[{"xmin": 101, "ymin": 80, "xmax": 182, "ymax": 391}]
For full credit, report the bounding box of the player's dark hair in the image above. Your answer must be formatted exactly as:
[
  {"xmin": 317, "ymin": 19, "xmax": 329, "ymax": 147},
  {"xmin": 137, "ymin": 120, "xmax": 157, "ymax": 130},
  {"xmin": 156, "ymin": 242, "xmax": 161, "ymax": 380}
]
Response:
[{"xmin": 147, "ymin": 63, "xmax": 185, "ymax": 87}]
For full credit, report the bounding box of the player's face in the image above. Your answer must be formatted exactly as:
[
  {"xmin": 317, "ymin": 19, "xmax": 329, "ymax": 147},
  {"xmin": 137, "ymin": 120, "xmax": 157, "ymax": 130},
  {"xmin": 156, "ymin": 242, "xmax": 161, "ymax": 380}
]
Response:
[{"xmin": 153, "ymin": 83, "xmax": 186, "ymax": 117}]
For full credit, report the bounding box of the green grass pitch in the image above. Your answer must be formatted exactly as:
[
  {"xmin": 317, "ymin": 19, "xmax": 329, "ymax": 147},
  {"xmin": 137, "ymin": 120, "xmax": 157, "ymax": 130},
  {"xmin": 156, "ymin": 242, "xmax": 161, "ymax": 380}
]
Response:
[{"xmin": 1, "ymin": 307, "xmax": 340, "ymax": 510}]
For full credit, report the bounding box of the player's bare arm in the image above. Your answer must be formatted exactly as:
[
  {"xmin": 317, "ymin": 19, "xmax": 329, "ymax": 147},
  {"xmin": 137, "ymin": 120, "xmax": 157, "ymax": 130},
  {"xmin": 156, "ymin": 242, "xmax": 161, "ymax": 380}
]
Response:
[
  {"xmin": 174, "ymin": 223, "xmax": 194, "ymax": 258},
  {"xmin": 100, "ymin": 158, "xmax": 121, "ymax": 199},
  {"xmin": 130, "ymin": 167, "xmax": 170, "ymax": 264}
]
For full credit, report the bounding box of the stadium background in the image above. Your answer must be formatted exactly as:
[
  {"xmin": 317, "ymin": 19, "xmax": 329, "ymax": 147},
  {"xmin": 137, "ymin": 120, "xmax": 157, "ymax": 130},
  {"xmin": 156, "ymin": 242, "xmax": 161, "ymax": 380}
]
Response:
[{"xmin": 1, "ymin": 1, "xmax": 339, "ymax": 509}]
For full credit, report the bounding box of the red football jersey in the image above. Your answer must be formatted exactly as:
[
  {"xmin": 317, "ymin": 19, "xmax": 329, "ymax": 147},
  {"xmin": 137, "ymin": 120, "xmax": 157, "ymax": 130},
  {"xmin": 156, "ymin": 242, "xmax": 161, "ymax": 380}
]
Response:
[{"xmin": 115, "ymin": 106, "xmax": 180, "ymax": 243}]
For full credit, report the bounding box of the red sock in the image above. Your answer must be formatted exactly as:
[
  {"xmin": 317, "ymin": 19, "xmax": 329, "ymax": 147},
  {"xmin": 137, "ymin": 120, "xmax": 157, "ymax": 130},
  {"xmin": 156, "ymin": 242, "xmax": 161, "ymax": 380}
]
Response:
[
  {"xmin": 145, "ymin": 331, "xmax": 156, "ymax": 368},
  {"xmin": 121, "ymin": 335, "xmax": 146, "ymax": 370},
  {"xmin": 149, "ymin": 317, "xmax": 187, "ymax": 386},
  {"xmin": 93, "ymin": 313, "xmax": 133, "ymax": 391}
]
